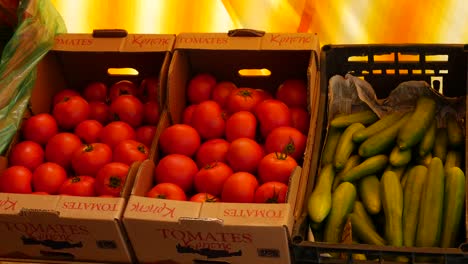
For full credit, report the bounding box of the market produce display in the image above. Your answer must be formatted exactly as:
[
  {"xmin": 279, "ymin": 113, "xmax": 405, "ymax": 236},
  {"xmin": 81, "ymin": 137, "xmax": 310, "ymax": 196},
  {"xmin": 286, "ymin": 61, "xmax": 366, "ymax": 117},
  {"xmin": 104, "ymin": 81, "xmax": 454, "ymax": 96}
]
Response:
[
  {"xmin": 148, "ymin": 73, "xmax": 310, "ymax": 203},
  {"xmin": 0, "ymin": 78, "xmax": 160, "ymax": 197}
]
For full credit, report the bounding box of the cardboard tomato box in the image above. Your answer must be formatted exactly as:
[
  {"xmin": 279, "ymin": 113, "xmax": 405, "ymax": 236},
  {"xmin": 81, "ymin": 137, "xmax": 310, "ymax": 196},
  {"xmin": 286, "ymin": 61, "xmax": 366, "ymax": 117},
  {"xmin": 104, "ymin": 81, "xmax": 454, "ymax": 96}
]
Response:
[
  {"xmin": 0, "ymin": 31, "xmax": 175, "ymax": 263},
  {"xmin": 123, "ymin": 31, "xmax": 321, "ymax": 264}
]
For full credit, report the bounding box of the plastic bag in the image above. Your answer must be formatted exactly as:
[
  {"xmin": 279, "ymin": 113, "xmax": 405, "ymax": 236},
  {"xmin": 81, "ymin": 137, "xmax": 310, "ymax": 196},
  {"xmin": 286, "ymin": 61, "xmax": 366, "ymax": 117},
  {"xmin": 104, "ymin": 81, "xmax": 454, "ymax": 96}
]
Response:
[{"xmin": 0, "ymin": 0, "xmax": 66, "ymax": 155}]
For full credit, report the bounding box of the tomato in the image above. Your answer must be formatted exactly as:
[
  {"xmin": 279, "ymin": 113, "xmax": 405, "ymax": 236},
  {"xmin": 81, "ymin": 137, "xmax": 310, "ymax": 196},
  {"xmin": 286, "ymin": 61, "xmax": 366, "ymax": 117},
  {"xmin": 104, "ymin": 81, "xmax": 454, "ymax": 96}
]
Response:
[
  {"xmin": 72, "ymin": 143, "xmax": 113, "ymax": 177},
  {"xmin": 182, "ymin": 104, "xmax": 197, "ymax": 125},
  {"xmin": 226, "ymin": 138, "xmax": 264, "ymax": 173},
  {"xmin": 190, "ymin": 193, "xmax": 220, "ymax": 203},
  {"xmin": 276, "ymin": 79, "xmax": 308, "ymax": 108},
  {"xmin": 88, "ymin": 101, "xmax": 110, "ymax": 125},
  {"xmin": 0, "ymin": 166, "xmax": 32, "ymax": 194},
  {"xmin": 109, "ymin": 80, "xmax": 138, "ymax": 102},
  {"xmin": 52, "ymin": 89, "xmax": 80, "ymax": 106},
  {"xmin": 22, "ymin": 113, "xmax": 58, "ymax": 145},
  {"xmin": 159, "ymin": 124, "xmax": 200, "ymax": 157},
  {"xmin": 109, "ymin": 95, "xmax": 144, "ymax": 127},
  {"xmin": 187, "ymin": 73, "xmax": 217, "ymax": 104},
  {"xmin": 74, "ymin": 120, "xmax": 103, "ymax": 144},
  {"xmin": 256, "ymin": 89, "xmax": 273, "ymax": 101},
  {"xmin": 225, "ymin": 111, "xmax": 257, "ymax": 142},
  {"xmin": 290, "ymin": 107, "xmax": 310, "ymax": 135},
  {"xmin": 9, "ymin": 141, "xmax": 44, "ymax": 171},
  {"xmin": 99, "ymin": 121, "xmax": 136, "ymax": 149},
  {"xmin": 264, "ymin": 126, "xmax": 307, "ymax": 161},
  {"xmin": 154, "ymin": 154, "xmax": 198, "ymax": 192},
  {"xmin": 32, "ymin": 162, "xmax": 67, "ymax": 194},
  {"xmin": 225, "ymin": 88, "xmax": 263, "ymax": 114},
  {"xmin": 59, "ymin": 176, "xmax": 96, "ymax": 197},
  {"xmin": 191, "ymin": 100, "xmax": 225, "ymax": 140},
  {"xmin": 211, "ymin": 81, "xmax": 236, "ymax": 107},
  {"xmin": 255, "ymin": 99, "xmax": 292, "ymax": 138},
  {"xmin": 32, "ymin": 192, "xmax": 49, "ymax": 195},
  {"xmin": 113, "ymin": 139, "xmax": 149, "ymax": 166},
  {"xmin": 143, "ymin": 101, "xmax": 160, "ymax": 125},
  {"xmin": 195, "ymin": 139, "xmax": 230, "ymax": 168},
  {"xmin": 138, "ymin": 77, "xmax": 159, "ymax": 102},
  {"xmin": 194, "ymin": 162, "xmax": 233, "ymax": 196},
  {"xmin": 82, "ymin": 82, "xmax": 108, "ymax": 102},
  {"xmin": 258, "ymin": 152, "xmax": 298, "ymax": 184},
  {"xmin": 95, "ymin": 162, "xmax": 129, "ymax": 197},
  {"xmin": 53, "ymin": 95, "xmax": 90, "ymax": 130},
  {"xmin": 146, "ymin": 183, "xmax": 186, "ymax": 201},
  {"xmin": 254, "ymin": 182, "xmax": 288, "ymax": 203},
  {"xmin": 45, "ymin": 133, "xmax": 82, "ymax": 169},
  {"xmin": 136, "ymin": 126, "xmax": 157, "ymax": 149},
  {"xmin": 221, "ymin": 172, "xmax": 258, "ymax": 203}
]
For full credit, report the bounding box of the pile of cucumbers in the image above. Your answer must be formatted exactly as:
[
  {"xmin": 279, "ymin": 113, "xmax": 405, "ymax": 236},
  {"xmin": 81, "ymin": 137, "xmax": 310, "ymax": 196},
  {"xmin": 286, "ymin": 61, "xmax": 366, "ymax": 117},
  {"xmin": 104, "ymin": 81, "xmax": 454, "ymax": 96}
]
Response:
[{"xmin": 308, "ymin": 96, "xmax": 466, "ymax": 249}]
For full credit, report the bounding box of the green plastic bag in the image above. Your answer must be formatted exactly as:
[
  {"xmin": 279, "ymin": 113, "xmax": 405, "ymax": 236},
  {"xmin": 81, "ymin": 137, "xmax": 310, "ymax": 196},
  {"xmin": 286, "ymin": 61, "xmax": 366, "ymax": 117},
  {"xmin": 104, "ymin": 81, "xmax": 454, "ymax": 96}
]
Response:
[{"xmin": 0, "ymin": 0, "xmax": 66, "ymax": 155}]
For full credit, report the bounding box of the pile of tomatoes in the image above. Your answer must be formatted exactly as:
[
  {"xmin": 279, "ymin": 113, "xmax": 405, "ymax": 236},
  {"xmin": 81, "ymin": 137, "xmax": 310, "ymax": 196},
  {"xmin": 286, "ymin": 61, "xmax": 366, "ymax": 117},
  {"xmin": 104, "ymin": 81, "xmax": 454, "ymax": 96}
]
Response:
[
  {"xmin": 147, "ymin": 73, "xmax": 310, "ymax": 203},
  {"xmin": 0, "ymin": 77, "xmax": 160, "ymax": 197}
]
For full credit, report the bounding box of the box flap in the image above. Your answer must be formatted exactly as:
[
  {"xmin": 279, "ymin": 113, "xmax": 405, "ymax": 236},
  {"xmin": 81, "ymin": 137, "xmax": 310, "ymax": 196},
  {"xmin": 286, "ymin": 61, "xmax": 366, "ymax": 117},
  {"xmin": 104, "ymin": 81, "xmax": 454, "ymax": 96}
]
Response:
[{"xmin": 0, "ymin": 193, "xmax": 59, "ymax": 216}]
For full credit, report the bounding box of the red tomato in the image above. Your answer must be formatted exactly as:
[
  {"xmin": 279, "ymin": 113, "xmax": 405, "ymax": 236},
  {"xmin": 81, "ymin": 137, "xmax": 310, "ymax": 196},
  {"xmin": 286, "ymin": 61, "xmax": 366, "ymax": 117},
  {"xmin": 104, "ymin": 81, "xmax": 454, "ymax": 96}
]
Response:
[
  {"xmin": 191, "ymin": 100, "xmax": 225, "ymax": 140},
  {"xmin": 264, "ymin": 126, "xmax": 307, "ymax": 161},
  {"xmin": 276, "ymin": 79, "xmax": 308, "ymax": 108},
  {"xmin": 138, "ymin": 77, "xmax": 159, "ymax": 102},
  {"xmin": 32, "ymin": 162, "xmax": 67, "ymax": 194},
  {"xmin": 256, "ymin": 89, "xmax": 273, "ymax": 101},
  {"xmin": 9, "ymin": 141, "xmax": 44, "ymax": 172},
  {"xmin": 290, "ymin": 107, "xmax": 310, "ymax": 135},
  {"xmin": 221, "ymin": 172, "xmax": 258, "ymax": 203},
  {"xmin": 74, "ymin": 120, "xmax": 103, "ymax": 144},
  {"xmin": 0, "ymin": 166, "xmax": 32, "ymax": 194},
  {"xmin": 211, "ymin": 81, "xmax": 236, "ymax": 107},
  {"xmin": 143, "ymin": 101, "xmax": 160, "ymax": 125},
  {"xmin": 182, "ymin": 104, "xmax": 197, "ymax": 125},
  {"xmin": 99, "ymin": 121, "xmax": 136, "ymax": 149},
  {"xmin": 95, "ymin": 162, "xmax": 129, "ymax": 197},
  {"xmin": 22, "ymin": 113, "xmax": 58, "ymax": 145},
  {"xmin": 109, "ymin": 95, "xmax": 144, "ymax": 128},
  {"xmin": 113, "ymin": 140, "xmax": 149, "ymax": 166},
  {"xmin": 52, "ymin": 89, "xmax": 80, "ymax": 106},
  {"xmin": 53, "ymin": 95, "xmax": 90, "ymax": 130},
  {"xmin": 195, "ymin": 139, "xmax": 230, "ymax": 168},
  {"xmin": 225, "ymin": 88, "xmax": 263, "ymax": 114},
  {"xmin": 154, "ymin": 154, "xmax": 198, "ymax": 192},
  {"xmin": 258, "ymin": 152, "xmax": 298, "ymax": 184},
  {"xmin": 45, "ymin": 133, "xmax": 82, "ymax": 169},
  {"xmin": 82, "ymin": 82, "xmax": 108, "ymax": 102},
  {"xmin": 187, "ymin": 73, "xmax": 217, "ymax": 104},
  {"xmin": 136, "ymin": 126, "xmax": 157, "ymax": 149},
  {"xmin": 59, "ymin": 176, "xmax": 96, "ymax": 197},
  {"xmin": 32, "ymin": 192, "xmax": 49, "ymax": 195},
  {"xmin": 159, "ymin": 124, "xmax": 200, "ymax": 157},
  {"xmin": 225, "ymin": 111, "xmax": 257, "ymax": 142},
  {"xmin": 146, "ymin": 183, "xmax": 186, "ymax": 201},
  {"xmin": 254, "ymin": 182, "xmax": 288, "ymax": 203},
  {"xmin": 72, "ymin": 143, "xmax": 113, "ymax": 177},
  {"xmin": 88, "ymin": 102, "xmax": 110, "ymax": 125},
  {"xmin": 190, "ymin": 193, "xmax": 220, "ymax": 202},
  {"xmin": 194, "ymin": 162, "xmax": 233, "ymax": 196},
  {"xmin": 226, "ymin": 138, "xmax": 264, "ymax": 173},
  {"xmin": 109, "ymin": 80, "xmax": 138, "ymax": 102},
  {"xmin": 255, "ymin": 99, "xmax": 292, "ymax": 138}
]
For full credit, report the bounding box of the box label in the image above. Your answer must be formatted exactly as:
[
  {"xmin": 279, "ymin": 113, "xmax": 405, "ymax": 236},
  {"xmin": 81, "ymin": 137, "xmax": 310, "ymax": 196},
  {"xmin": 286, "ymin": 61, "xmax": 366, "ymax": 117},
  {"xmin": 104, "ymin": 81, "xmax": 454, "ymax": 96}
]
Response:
[
  {"xmin": 177, "ymin": 36, "xmax": 229, "ymax": 45},
  {"xmin": 223, "ymin": 208, "xmax": 286, "ymax": 219},
  {"xmin": 54, "ymin": 37, "xmax": 94, "ymax": 47},
  {"xmin": 128, "ymin": 201, "xmax": 176, "ymax": 218},
  {"xmin": 125, "ymin": 34, "xmax": 174, "ymax": 51},
  {"xmin": 0, "ymin": 196, "xmax": 18, "ymax": 212},
  {"xmin": 268, "ymin": 34, "xmax": 313, "ymax": 46},
  {"xmin": 61, "ymin": 201, "xmax": 119, "ymax": 212}
]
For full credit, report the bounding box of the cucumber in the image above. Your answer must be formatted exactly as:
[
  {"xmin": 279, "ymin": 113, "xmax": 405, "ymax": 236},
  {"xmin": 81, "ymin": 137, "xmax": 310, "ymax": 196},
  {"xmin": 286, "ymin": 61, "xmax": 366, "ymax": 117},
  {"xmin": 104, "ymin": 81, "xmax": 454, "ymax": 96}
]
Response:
[
  {"xmin": 332, "ymin": 155, "xmax": 361, "ymax": 191},
  {"xmin": 418, "ymin": 119, "xmax": 437, "ymax": 157},
  {"xmin": 433, "ymin": 128, "xmax": 449, "ymax": 163},
  {"xmin": 400, "ymin": 165, "xmax": 413, "ymax": 190},
  {"xmin": 397, "ymin": 96, "xmax": 437, "ymax": 150},
  {"xmin": 308, "ymin": 164, "xmax": 335, "ymax": 223},
  {"xmin": 415, "ymin": 157, "xmax": 445, "ymax": 247},
  {"xmin": 359, "ymin": 112, "xmax": 411, "ymax": 158},
  {"xmin": 352, "ymin": 112, "xmax": 405, "ymax": 143},
  {"xmin": 380, "ymin": 170, "xmax": 404, "ymax": 246},
  {"xmin": 321, "ymin": 126, "xmax": 343, "ymax": 167},
  {"xmin": 444, "ymin": 150, "xmax": 462, "ymax": 173},
  {"xmin": 334, "ymin": 123, "xmax": 365, "ymax": 170},
  {"xmin": 417, "ymin": 152, "xmax": 433, "ymax": 167},
  {"xmin": 440, "ymin": 167, "xmax": 466, "ymax": 248},
  {"xmin": 402, "ymin": 165, "xmax": 428, "ymax": 247},
  {"xmin": 358, "ymin": 175, "xmax": 381, "ymax": 215},
  {"xmin": 350, "ymin": 212, "xmax": 386, "ymax": 246},
  {"xmin": 323, "ymin": 182, "xmax": 357, "ymax": 243},
  {"xmin": 330, "ymin": 110, "xmax": 378, "ymax": 128},
  {"xmin": 352, "ymin": 201, "xmax": 376, "ymax": 230},
  {"xmin": 385, "ymin": 165, "xmax": 407, "ymax": 181},
  {"xmin": 389, "ymin": 146, "xmax": 412, "ymax": 167},
  {"xmin": 446, "ymin": 113, "xmax": 464, "ymax": 149},
  {"xmin": 342, "ymin": 155, "xmax": 388, "ymax": 183}
]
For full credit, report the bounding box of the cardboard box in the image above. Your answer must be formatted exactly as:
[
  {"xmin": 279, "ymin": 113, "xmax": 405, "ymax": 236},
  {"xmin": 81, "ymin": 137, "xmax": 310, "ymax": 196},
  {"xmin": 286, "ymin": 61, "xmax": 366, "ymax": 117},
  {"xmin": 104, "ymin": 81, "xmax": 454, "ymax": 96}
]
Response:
[
  {"xmin": 123, "ymin": 31, "xmax": 320, "ymax": 264},
  {"xmin": 0, "ymin": 31, "xmax": 175, "ymax": 263}
]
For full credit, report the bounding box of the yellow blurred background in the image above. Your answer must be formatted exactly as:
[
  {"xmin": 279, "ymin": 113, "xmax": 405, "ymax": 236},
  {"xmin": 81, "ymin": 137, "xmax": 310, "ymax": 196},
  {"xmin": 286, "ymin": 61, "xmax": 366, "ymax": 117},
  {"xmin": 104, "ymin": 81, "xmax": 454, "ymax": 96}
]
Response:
[{"xmin": 50, "ymin": 0, "xmax": 467, "ymax": 45}]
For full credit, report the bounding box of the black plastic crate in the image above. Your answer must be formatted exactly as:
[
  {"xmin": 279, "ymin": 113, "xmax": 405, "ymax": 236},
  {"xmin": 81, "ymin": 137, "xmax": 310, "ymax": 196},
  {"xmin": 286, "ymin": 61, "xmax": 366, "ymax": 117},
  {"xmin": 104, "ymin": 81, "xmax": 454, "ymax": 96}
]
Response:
[{"xmin": 291, "ymin": 44, "xmax": 468, "ymax": 264}]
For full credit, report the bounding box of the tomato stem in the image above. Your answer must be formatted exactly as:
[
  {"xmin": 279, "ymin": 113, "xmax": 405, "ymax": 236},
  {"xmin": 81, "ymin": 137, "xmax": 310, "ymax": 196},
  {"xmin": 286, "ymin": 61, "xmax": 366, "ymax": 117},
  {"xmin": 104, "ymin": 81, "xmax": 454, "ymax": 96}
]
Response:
[
  {"xmin": 84, "ymin": 144, "xmax": 94, "ymax": 152},
  {"xmin": 137, "ymin": 145, "xmax": 147, "ymax": 154},
  {"xmin": 71, "ymin": 177, "xmax": 81, "ymax": 183},
  {"xmin": 282, "ymin": 137, "xmax": 296, "ymax": 156},
  {"xmin": 156, "ymin": 194, "xmax": 167, "ymax": 199},
  {"xmin": 266, "ymin": 187, "xmax": 280, "ymax": 203},
  {"xmin": 274, "ymin": 152, "xmax": 288, "ymax": 160},
  {"xmin": 107, "ymin": 176, "xmax": 122, "ymax": 188},
  {"xmin": 238, "ymin": 89, "xmax": 253, "ymax": 99}
]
